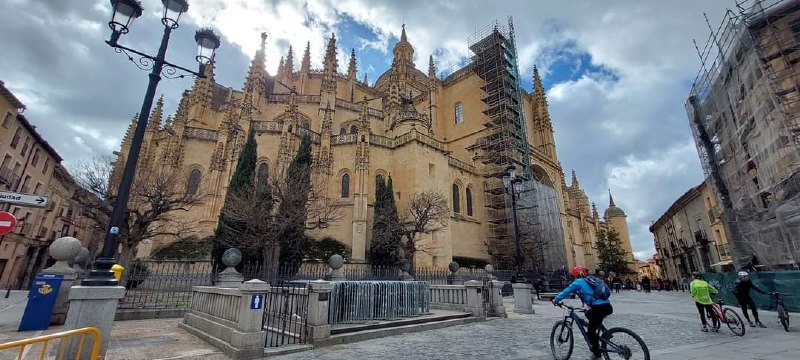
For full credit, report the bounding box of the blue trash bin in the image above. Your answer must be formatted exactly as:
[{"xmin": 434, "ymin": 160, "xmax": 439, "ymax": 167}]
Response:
[{"xmin": 18, "ymin": 274, "xmax": 63, "ymax": 331}]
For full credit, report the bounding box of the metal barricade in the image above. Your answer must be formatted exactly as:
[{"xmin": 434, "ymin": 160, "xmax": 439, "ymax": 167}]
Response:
[
  {"xmin": 0, "ymin": 327, "xmax": 101, "ymax": 360},
  {"xmin": 328, "ymin": 281, "xmax": 430, "ymax": 325}
]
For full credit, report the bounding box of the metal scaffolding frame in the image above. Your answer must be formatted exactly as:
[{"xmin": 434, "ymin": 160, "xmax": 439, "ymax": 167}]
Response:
[
  {"xmin": 688, "ymin": 0, "xmax": 800, "ymax": 269},
  {"xmin": 465, "ymin": 18, "xmax": 566, "ymax": 274}
]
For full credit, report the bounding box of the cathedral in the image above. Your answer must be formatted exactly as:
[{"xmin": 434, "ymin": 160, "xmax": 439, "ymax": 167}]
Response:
[{"xmin": 113, "ymin": 21, "xmax": 634, "ymax": 272}]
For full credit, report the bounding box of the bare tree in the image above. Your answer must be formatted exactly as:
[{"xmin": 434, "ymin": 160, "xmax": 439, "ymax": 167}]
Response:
[
  {"xmin": 218, "ymin": 163, "xmax": 344, "ymax": 267},
  {"xmin": 72, "ymin": 158, "xmax": 206, "ymax": 265},
  {"xmin": 399, "ymin": 190, "xmax": 449, "ymax": 274}
]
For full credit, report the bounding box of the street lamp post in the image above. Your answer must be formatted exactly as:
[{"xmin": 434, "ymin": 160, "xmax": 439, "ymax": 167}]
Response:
[
  {"xmin": 502, "ymin": 165, "xmax": 524, "ymax": 278},
  {"xmin": 82, "ymin": 0, "xmax": 220, "ymax": 286}
]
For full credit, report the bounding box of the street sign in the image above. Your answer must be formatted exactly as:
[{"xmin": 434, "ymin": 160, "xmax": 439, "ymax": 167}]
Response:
[
  {"xmin": 0, "ymin": 211, "xmax": 17, "ymax": 235},
  {"xmin": 0, "ymin": 191, "xmax": 48, "ymax": 208}
]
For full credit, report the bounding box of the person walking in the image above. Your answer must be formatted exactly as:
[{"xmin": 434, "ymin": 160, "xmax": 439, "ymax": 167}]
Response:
[
  {"xmin": 690, "ymin": 271, "xmax": 719, "ymax": 332},
  {"xmin": 642, "ymin": 276, "xmax": 651, "ymax": 293},
  {"xmin": 733, "ymin": 271, "xmax": 767, "ymax": 327},
  {"xmin": 681, "ymin": 275, "xmax": 689, "ymax": 292},
  {"xmin": 672, "ymin": 279, "xmax": 678, "ymax": 292}
]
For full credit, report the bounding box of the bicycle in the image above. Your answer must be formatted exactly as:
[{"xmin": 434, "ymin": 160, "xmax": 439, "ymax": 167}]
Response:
[
  {"xmin": 550, "ymin": 303, "xmax": 650, "ymax": 360},
  {"xmin": 771, "ymin": 292, "xmax": 791, "ymax": 332},
  {"xmin": 710, "ymin": 299, "xmax": 745, "ymax": 336}
]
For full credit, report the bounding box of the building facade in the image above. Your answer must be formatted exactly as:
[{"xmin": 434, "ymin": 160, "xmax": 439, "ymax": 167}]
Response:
[
  {"xmin": 650, "ymin": 180, "xmax": 732, "ymax": 280},
  {"xmin": 687, "ymin": 0, "xmax": 800, "ymax": 269},
  {"xmin": 115, "ymin": 23, "xmax": 634, "ymax": 272},
  {"xmin": 0, "ymin": 81, "xmax": 62, "ymax": 288}
]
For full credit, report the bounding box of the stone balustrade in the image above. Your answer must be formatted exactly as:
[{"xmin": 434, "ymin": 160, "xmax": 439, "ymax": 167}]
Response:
[{"xmin": 429, "ymin": 285, "xmax": 468, "ymax": 311}]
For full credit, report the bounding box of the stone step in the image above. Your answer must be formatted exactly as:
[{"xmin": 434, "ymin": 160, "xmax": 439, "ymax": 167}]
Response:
[
  {"xmin": 320, "ymin": 316, "xmax": 480, "ymax": 346},
  {"xmin": 330, "ymin": 312, "xmax": 472, "ymax": 335}
]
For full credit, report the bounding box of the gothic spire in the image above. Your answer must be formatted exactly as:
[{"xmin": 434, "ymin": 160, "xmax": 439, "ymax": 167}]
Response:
[
  {"xmin": 592, "ymin": 202, "xmax": 599, "ymax": 219},
  {"xmin": 400, "ymin": 23, "xmax": 408, "ymax": 43},
  {"xmin": 301, "ymin": 41, "xmax": 311, "ymax": 73},
  {"xmin": 363, "ymin": 72, "xmax": 369, "ymax": 86},
  {"xmin": 285, "ymin": 45, "xmax": 295, "ymax": 75},
  {"xmin": 189, "ymin": 63, "xmax": 214, "ymax": 107},
  {"xmin": 609, "ymin": 189, "xmax": 616, "ymax": 207},
  {"xmin": 571, "ymin": 169, "xmax": 579, "ymax": 189},
  {"xmin": 244, "ymin": 32, "xmax": 268, "ymax": 93},
  {"xmin": 428, "ymin": 54, "xmax": 436, "ymax": 78},
  {"xmin": 393, "ymin": 24, "xmax": 414, "ymax": 65},
  {"xmin": 347, "ymin": 48, "xmax": 357, "ymax": 79},
  {"xmin": 532, "ymin": 65, "xmax": 552, "ymax": 129},
  {"xmin": 148, "ymin": 95, "xmax": 164, "ymax": 131},
  {"xmin": 277, "ymin": 56, "xmax": 285, "ymax": 79},
  {"xmin": 323, "ymin": 33, "xmax": 338, "ymax": 73}
]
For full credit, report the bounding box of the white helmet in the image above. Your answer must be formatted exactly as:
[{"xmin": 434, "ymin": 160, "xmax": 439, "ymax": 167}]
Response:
[{"xmin": 738, "ymin": 271, "xmax": 749, "ymax": 278}]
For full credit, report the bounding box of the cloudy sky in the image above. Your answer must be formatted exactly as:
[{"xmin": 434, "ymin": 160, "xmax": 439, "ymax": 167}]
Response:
[{"xmin": 0, "ymin": 0, "xmax": 739, "ymax": 260}]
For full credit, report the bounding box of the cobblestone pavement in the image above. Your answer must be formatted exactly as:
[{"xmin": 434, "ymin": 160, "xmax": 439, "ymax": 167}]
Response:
[{"xmin": 277, "ymin": 290, "xmax": 800, "ymax": 360}]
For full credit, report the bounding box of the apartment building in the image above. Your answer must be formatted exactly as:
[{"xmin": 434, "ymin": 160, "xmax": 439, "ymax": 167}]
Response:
[{"xmin": 0, "ymin": 81, "xmax": 62, "ymax": 288}]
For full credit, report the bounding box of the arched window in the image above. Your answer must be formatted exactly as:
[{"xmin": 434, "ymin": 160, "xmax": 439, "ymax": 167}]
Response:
[
  {"xmin": 350, "ymin": 125, "xmax": 357, "ymax": 134},
  {"xmin": 340, "ymin": 128, "xmax": 346, "ymax": 135},
  {"xmin": 187, "ymin": 169, "xmax": 202, "ymax": 196},
  {"xmin": 301, "ymin": 121, "xmax": 310, "ymax": 129},
  {"xmin": 288, "ymin": 124, "xmax": 293, "ymax": 133},
  {"xmin": 341, "ymin": 174, "xmax": 350, "ymax": 198},
  {"xmin": 454, "ymin": 102, "xmax": 464, "ymax": 124},
  {"xmin": 361, "ymin": 135, "xmax": 365, "ymax": 142},
  {"xmin": 466, "ymin": 187, "xmax": 473, "ymax": 216},
  {"xmin": 452, "ymin": 183, "xmax": 461, "ymax": 213},
  {"xmin": 256, "ymin": 163, "xmax": 269, "ymax": 187}
]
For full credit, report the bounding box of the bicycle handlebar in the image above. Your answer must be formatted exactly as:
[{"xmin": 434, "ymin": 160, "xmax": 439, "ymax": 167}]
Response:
[{"xmin": 555, "ymin": 303, "xmax": 587, "ymax": 312}]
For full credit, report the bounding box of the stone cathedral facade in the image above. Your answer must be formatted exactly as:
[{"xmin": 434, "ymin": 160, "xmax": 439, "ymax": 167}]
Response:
[{"xmin": 113, "ymin": 26, "xmax": 634, "ymax": 270}]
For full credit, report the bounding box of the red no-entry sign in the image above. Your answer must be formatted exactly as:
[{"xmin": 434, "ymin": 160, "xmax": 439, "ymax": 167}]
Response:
[{"xmin": 0, "ymin": 211, "xmax": 17, "ymax": 235}]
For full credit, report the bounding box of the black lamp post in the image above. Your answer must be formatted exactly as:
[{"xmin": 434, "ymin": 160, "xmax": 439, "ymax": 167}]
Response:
[
  {"xmin": 501, "ymin": 165, "xmax": 524, "ymax": 278},
  {"xmin": 83, "ymin": 0, "xmax": 220, "ymax": 286}
]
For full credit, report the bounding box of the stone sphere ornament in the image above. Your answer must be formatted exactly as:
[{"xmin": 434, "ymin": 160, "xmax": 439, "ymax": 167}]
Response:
[
  {"xmin": 328, "ymin": 254, "xmax": 345, "ymax": 270},
  {"xmin": 222, "ymin": 248, "xmax": 243, "ymax": 268},
  {"xmin": 484, "ymin": 264, "xmax": 494, "ymax": 275},
  {"xmin": 50, "ymin": 237, "xmax": 83, "ymax": 262},
  {"xmin": 73, "ymin": 247, "xmax": 90, "ymax": 266},
  {"xmin": 448, "ymin": 261, "xmax": 460, "ymax": 273},
  {"xmin": 399, "ymin": 259, "xmax": 411, "ymax": 272}
]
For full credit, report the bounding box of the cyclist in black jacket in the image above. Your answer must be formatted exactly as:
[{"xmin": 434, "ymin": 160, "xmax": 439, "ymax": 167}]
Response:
[{"xmin": 734, "ymin": 271, "xmax": 767, "ymax": 327}]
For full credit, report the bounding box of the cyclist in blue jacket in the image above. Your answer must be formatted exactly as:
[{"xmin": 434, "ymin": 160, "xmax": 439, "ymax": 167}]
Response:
[{"xmin": 552, "ymin": 266, "xmax": 613, "ymax": 360}]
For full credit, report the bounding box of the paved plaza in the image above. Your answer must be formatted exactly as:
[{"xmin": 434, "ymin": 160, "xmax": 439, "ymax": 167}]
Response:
[
  {"xmin": 275, "ymin": 290, "xmax": 798, "ymax": 360},
  {"xmin": 1, "ymin": 290, "xmax": 798, "ymax": 359}
]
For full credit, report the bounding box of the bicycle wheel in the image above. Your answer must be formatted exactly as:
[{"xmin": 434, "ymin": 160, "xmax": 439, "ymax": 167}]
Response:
[
  {"xmin": 600, "ymin": 327, "xmax": 650, "ymax": 360},
  {"xmin": 723, "ymin": 308, "xmax": 745, "ymax": 336},
  {"xmin": 778, "ymin": 304, "xmax": 790, "ymax": 332},
  {"xmin": 550, "ymin": 320, "xmax": 574, "ymax": 360}
]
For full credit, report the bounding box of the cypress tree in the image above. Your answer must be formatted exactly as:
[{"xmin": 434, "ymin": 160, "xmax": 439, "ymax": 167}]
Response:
[
  {"xmin": 369, "ymin": 175, "xmax": 401, "ymax": 266},
  {"xmin": 213, "ymin": 132, "xmax": 258, "ymax": 264},
  {"xmin": 278, "ymin": 134, "xmax": 313, "ymax": 267}
]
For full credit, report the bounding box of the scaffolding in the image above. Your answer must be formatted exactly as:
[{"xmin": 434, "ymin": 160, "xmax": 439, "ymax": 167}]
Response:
[
  {"xmin": 688, "ymin": 0, "xmax": 800, "ymax": 269},
  {"xmin": 466, "ymin": 18, "xmax": 566, "ymax": 275}
]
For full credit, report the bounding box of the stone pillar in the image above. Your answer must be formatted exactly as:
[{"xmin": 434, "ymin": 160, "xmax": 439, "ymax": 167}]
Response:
[
  {"xmin": 512, "ymin": 282, "xmax": 534, "ymax": 314},
  {"xmin": 232, "ymin": 279, "xmax": 270, "ymax": 359},
  {"xmin": 491, "ymin": 280, "xmax": 508, "ymax": 317},
  {"xmin": 217, "ymin": 248, "xmax": 244, "ymax": 288},
  {"xmin": 64, "ymin": 285, "xmax": 125, "ymax": 359},
  {"xmin": 306, "ymin": 280, "xmax": 333, "ymax": 342},
  {"xmin": 325, "ymin": 255, "xmax": 345, "ymax": 281},
  {"xmin": 40, "ymin": 237, "xmax": 82, "ymax": 325},
  {"xmin": 464, "ymin": 280, "xmax": 484, "ymax": 319}
]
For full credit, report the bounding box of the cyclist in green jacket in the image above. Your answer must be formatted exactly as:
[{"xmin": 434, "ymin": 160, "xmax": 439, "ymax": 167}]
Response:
[{"xmin": 690, "ymin": 272, "xmax": 719, "ymax": 332}]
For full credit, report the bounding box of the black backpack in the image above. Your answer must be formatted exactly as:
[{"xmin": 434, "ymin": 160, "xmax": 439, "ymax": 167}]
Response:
[{"xmin": 585, "ymin": 276, "xmax": 611, "ymax": 302}]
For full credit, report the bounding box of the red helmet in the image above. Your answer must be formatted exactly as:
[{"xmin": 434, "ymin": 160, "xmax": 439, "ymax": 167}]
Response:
[{"xmin": 572, "ymin": 266, "xmax": 588, "ymax": 278}]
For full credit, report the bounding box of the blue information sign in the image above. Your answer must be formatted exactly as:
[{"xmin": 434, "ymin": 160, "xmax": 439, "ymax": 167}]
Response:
[
  {"xmin": 250, "ymin": 294, "xmax": 263, "ymax": 309},
  {"xmin": 18, "ymin": 274, "xmax": 63, "ymax": 331}
]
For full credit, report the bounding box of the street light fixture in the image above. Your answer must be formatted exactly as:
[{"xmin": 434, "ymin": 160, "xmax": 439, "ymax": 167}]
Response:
[
  {"xmin": 501, "ymin": 165, "xmax": 524, "ymax": 279},
  {"xmin": 83, "ymin": 0, "xmax": 220, "ymax": 286}
]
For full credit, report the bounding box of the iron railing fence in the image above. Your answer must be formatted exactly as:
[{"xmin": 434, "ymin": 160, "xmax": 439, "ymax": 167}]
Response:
[
  {"xmin": 263, "ymin": 283, "xmax": 310, "ymax": 347},
  {"xmin": 328, "ymin": 281, "xmax": 430, "ymax": 325},
  {"xmin": 116, "ymin": 260, "xmax": 214, "ymax": 310}
]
